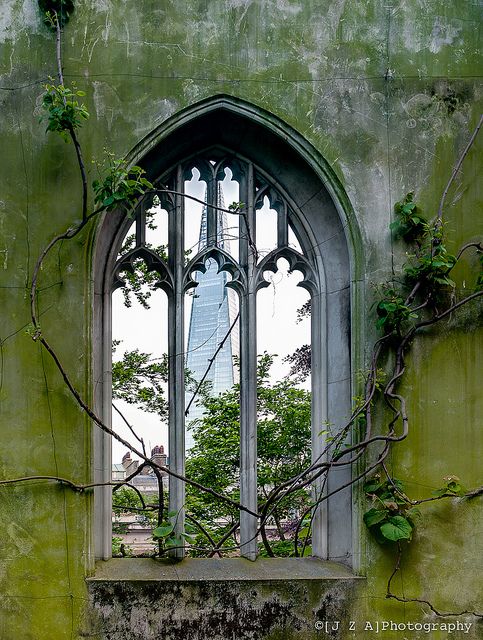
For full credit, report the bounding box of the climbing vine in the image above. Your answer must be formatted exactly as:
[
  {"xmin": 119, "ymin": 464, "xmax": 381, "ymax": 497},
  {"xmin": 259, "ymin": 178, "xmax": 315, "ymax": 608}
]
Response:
[{"xmin": 358, "ymin": 183, "xmax": 483, "ymax": 614}]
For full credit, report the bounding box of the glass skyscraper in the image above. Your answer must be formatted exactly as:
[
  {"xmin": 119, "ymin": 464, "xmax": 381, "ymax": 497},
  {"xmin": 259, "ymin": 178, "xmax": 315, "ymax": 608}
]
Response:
[{"xmin": 185, "ymin": 186, "xmax": 238, "ymax": 448}]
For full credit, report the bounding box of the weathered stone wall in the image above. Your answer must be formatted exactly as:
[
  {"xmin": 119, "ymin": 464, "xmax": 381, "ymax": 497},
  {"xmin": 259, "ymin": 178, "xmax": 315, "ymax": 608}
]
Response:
[
  {"xmin": 0, "ymin": 1, "xmax": 481, "ymax": 638},
  {"xmin": 85, "ymin": 558, "xmax": 361, "ymax": 640}
]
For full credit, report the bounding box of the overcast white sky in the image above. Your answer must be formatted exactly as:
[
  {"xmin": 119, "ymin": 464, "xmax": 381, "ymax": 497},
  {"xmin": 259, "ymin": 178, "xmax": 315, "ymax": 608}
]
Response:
[{"xmin": 111, "ymin": 170, "xmax": 310, "ymax": 462}]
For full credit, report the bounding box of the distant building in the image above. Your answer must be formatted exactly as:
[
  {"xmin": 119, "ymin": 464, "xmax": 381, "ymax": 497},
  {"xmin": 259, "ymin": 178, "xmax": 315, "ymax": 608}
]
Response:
[
  {"xmin": 112, "ymin": 445, "xmax": 169, "ymax": 554},
  {"xmin": 112, "ymin": 445, "xmax": 168, "ymax": 494},
  {"xmin": 185, "ymin": 186, "xmax": 238, "ymax": 448}
]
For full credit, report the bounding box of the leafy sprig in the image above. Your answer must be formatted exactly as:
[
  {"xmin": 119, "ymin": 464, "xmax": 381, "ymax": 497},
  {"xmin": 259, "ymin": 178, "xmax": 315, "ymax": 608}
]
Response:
[
  {"xmin": 391, "ymin": 192, "xmax": 428, "ymax": 240},
  {"xmin": 92, "ymin": 151, "xmax": 153, "ymax": 212},
  {"xmin": 375, "ymin": 287, "xmax": 418, "ymax": 332},
  {"xmin": 38, "ymin": 0, "xmax": 74, "ymax": 29},
  {"xmin": 41, "ymin": 81, "xmax": 89, "ymax": 141},
  {"xmin": 404, "ymin": 241, "xmax": 457, "ymax": 289},
  {"xmin": 363, "ymin": 475, "xmax": 417, "ymax": 543}
]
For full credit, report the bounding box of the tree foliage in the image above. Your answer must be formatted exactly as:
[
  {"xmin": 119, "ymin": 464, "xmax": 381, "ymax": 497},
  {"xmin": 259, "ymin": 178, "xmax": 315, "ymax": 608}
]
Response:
[
  {"xmin": 112, "ymin": 346, "xmax": 169, "ymax": 419},
  {"xmin": 185, "ymin": 354, "xmax": 312, "ymax": 554}
]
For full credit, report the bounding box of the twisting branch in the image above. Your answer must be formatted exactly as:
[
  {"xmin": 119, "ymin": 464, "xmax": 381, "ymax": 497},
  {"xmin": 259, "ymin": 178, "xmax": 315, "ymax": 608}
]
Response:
[
  {"xmin": 208, "ymin": 521, "xmax": 240, "ymax": 557},
  {"xmin": 382, "ymin": 462, "xmax": 483, "ymax": 506},
  {"xmin": 0, "ymin": 475, "xmax": 148, "ymax": 503},
  {"xmin": 112, "ymin": 402, "xmax": 146, "ymax": 456},
  {"xmin": 437, "ymin": 114, "xmax": 483, "ymax": 223},
  {"xmin": 111, "ymin": 459, "xmax": 153, "ymax": 497},
  {"xmin": 186, "ymin": 514, "xmax": 222, "ymax": 558},
  {"xmin": 415, "ymin": 291, "xmax": 483, "ymax": 329},
  {"xmin": 53, "ymin": 15, "xmax": 88, "ymax": 220},
  {"xmin": 455, "ymin": 241, "xmax": 483, "ymax": 261},
  {"xmin": 386, "ymin": 543, "xmax": 483, "ymax": 618},
  {"xmin": 69, "ymin": 125, "xmax": 88, "ymax": 220}
]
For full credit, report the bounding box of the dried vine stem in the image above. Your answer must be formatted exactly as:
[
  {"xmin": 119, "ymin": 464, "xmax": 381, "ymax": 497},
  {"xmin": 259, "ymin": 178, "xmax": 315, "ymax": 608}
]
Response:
[
  {"xmin": 0, "ymin": 475, "xmax": 148, "ymax": 500},
  {"xmin": 387, "ymin": 543, "xmax": 483, "ymax": 618},
  {"xmin": 53, "ymin": 13, "xmax": 88, "ymax": 220},
  {"xmin": 113, "ymin": 402, "xmax": 146, "ymax": 456},
  {"xmin": 437, "ymin": 114, "xmax": 483, "ymax": 223}
]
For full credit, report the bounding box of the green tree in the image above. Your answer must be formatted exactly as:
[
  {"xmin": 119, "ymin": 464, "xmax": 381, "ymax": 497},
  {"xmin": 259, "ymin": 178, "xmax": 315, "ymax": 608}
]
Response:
[
  {"xmin": 112, "ymin": 345, "xmax": 169, "ymax": 419},
  {"xmin": 111, "ymin": 348, "xmax": 312, "ymax": 556},
  {"xmin": 185, "ymin": 354, "xmax": 311, "ymax": 555}
]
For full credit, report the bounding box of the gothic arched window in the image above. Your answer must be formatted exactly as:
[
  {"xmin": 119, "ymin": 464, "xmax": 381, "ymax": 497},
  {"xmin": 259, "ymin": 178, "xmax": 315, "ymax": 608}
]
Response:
[{"xmin": 93, "ymin": 98, "xmax": 356, "ymax": 566}]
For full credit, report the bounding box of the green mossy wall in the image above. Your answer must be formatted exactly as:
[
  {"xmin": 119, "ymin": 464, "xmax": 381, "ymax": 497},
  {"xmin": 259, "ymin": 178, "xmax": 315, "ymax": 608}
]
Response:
[{"xmin": 1, "ymin": 1, "xmax": 481, "ymax": 638}]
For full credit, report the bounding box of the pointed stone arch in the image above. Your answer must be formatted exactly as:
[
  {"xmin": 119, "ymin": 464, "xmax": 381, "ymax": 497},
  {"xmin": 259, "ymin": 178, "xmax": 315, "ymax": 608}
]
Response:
[{"xmin": 92, "ymin": 95, "xmax": 364, "ymax": 567}]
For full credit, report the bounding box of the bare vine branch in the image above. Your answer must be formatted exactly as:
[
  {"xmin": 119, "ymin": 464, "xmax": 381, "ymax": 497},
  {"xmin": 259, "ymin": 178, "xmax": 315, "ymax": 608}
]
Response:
[
  {"xmin": 387, "ymin": 543, "xmax": 483, "ymax": 618},
  {"xmin": 437, "ymin": 114, "xmax": 483, "ymax": 223},
  {"xmin": 54, "ymin": 15, "xmax": 88, "ymax": 220}
]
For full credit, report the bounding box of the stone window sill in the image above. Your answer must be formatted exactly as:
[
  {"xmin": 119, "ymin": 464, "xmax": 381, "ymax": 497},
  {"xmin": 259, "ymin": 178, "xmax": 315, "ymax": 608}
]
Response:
[
  {"xmin": 85, "ymin": 558, "xmax": 364, "ymax": 639},
  {"xmin": 87, "ymin": 556, "xmax": 361, "ymax": 582}
]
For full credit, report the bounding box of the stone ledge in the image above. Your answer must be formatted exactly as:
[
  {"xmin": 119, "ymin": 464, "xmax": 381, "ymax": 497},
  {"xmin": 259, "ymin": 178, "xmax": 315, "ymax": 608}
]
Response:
[{"xmin": 88, "ymin": 557, "xmax": 361, "ymax": 582}]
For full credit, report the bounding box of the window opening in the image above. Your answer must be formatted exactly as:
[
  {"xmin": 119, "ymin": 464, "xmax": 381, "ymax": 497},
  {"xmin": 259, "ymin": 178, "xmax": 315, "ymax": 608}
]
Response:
[
  {"xmin": 255, "ymin": 195, "xmax": 278, "ymax": 257},
  {"xmin": 257, "ymin": 256, "xmax": 312, "ymax": 557},
  {"xmin": 107, "ymin": 151, "xmax": 327, "ymax": 561},
  {"xmin": 110, "ymin": 201, "xmax": 170, "ymax": 556}
]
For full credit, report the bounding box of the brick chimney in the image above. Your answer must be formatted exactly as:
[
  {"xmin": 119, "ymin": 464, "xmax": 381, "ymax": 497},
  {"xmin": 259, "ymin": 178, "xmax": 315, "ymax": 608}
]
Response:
[
  {"xmin": 121, "ymin": 450, "xmax": 139, "ymax": 474},
  {"xmin": 121, "ymin": 451, "xmax": 132, "ymax": 469},
  {"xmin": 151, "ymin": 444, "xmax": 167, "ymax": 473}
]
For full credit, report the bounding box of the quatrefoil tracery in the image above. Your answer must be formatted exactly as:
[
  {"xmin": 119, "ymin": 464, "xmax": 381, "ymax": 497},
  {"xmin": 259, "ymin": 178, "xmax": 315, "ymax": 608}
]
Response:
[
  {"xmin": 184, "ymin": 246, "xmax": 246, "ymax": 296},
  {"xmin": 113, "ymin": 156, "xmax": 319, "ymax": 301},
  {"xmin": 256, "ymin": 247, "xmax": 317, "ymax": 296},
  {"xmin": 112, "ymin": 247, "xmax": 174, "ymax": 295}
]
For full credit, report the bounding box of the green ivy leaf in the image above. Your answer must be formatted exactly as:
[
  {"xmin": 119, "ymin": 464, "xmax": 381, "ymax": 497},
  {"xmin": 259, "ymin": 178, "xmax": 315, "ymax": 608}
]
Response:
[
  {"xmin": 363, "ymin": 508, "xmax": 388, "ymax": 528},
  {"xmin": 152, "ymin": 524, "xmax": 174, "ymax": 539},
  {"xmin": 180, "ymin": 532, "xmax": 196, "ymax": 543},
  {"xmin": 380, "ymin": 516, "xmax": 412, "ymax": 542},
  {"xmin": 363, "ymin": 479, "xmax": 383, "ymax": 493},
  {"xmin": 165, "ymin": 536, "xmax": 183, "ymax": 548}
]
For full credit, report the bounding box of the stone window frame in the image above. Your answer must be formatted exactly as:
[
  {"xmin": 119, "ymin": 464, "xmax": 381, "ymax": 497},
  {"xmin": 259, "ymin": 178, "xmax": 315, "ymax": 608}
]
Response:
[{"xmin": 92, "ymin": 96, "xmax": 364, "ymax": 569}]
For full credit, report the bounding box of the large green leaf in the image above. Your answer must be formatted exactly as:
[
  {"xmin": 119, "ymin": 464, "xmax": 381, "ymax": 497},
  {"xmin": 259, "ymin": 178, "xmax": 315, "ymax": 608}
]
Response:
[
  {"xmin": 363, "ymin": 508, "xmax": 387, "ymax": 528},
  {"xmin": 152, "ymin": 524, "xmax": 174, "ymax": 539},
  {"xmin": 380, "ymin": 516, "xmax": 412, "ymax": 542}
]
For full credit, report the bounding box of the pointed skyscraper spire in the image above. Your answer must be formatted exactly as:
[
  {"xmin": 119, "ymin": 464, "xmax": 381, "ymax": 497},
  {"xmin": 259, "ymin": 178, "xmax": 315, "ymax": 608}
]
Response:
[{"xmin": 185, "ymin": 184, "xmax": 238, "ymax": 449}]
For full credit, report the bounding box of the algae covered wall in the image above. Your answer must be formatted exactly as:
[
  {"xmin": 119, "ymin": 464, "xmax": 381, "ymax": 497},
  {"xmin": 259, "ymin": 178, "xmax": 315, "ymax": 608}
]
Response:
[{"xmin": 0, "ymin": 1, "xmax": 481, "ymax": 638}]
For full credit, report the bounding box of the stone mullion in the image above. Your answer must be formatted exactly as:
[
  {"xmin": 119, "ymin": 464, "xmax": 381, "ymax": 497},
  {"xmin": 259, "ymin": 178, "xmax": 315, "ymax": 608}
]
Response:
[
  {"xmin": 239, "ymin": 162, "xmax": 258, "ymax": 559},
  {"xmin": 97, "ymin": 283, "xmax": 113, "ymax": 561},
  {"xmin": 277, "ymin": 201, "xmax": 288, "ymax": 249},
  {"xmin": 167, "ymin": 164, "xmax": 185, "ymax": 558},
  {"xmin": 310, "ymin": 289, "xmax": 328, "ymax": 558},
  {"xmin": 135, "ymin": 200, "xmax": 146, "ymax": 248}
]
